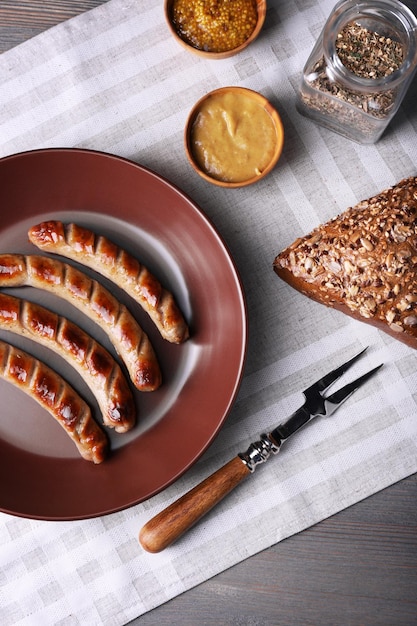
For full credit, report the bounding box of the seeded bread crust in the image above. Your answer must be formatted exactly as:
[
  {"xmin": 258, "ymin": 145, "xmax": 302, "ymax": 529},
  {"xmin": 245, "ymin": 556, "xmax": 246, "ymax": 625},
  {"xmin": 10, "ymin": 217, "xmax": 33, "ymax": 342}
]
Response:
[{"xmin": 273, "ymin": 176, "xmax": 417, "ymax": 348}]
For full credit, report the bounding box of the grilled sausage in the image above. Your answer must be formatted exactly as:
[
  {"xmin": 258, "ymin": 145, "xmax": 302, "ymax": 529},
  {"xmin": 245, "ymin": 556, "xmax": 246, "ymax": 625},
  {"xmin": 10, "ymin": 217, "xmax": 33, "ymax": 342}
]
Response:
[
  {"xmin": 28, "ymin": 221, "xmax": 189, "ymax": 344},
  {"xmin": 0, "ymin": 292, "xmax": 135, "ymax": 433},
  {"xmin": 0, "ymin": 340, "xmax": 108, "ymax": 463},
  {"xmin": 0, "ymin": 254, "xmax": 161, "ymax": 392}
]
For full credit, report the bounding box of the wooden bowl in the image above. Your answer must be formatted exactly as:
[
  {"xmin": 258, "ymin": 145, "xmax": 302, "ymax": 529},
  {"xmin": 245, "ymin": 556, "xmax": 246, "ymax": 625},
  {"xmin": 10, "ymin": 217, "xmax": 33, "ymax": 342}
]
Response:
[
  {"xmin": 184, "ymin": 86, "xmax": 284, "ymax": 188},
  {"xmin": 164, "ymin": 0, "xmax": 267, "ymax": 60}
]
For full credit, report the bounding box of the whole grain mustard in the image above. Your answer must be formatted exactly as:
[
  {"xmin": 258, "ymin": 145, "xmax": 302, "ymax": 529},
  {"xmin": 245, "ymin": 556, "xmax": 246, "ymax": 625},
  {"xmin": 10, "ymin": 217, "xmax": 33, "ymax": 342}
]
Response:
[{"xmin": 171, "ymin": 0, "xmax": 258, "ymax": 53}]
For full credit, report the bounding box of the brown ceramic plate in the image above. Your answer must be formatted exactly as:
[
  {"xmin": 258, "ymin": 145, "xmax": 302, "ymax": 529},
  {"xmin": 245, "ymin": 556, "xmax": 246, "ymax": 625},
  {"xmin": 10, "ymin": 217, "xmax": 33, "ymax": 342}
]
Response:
[{"xmin": 0, "ymin": 148, "xmax": 247, "ymax": 520}]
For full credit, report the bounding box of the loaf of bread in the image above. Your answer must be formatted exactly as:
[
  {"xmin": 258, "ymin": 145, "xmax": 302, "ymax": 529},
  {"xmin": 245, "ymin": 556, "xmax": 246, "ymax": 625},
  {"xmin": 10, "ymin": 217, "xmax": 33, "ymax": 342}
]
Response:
[{"xmin": 273, "ymin": 176, "xmax": 417, "ymax": 348}]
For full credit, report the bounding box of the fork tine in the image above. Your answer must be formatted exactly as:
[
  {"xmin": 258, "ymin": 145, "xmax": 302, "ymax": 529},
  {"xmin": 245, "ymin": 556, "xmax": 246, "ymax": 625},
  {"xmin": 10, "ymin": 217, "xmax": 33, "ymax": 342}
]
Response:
[
  {"xmin": 305, "ymin": 346, "xmax": 368, "ymax": 396},
  {"xmin": 323, "ymin": 363, "xmax": 383, "ymax": 414}
]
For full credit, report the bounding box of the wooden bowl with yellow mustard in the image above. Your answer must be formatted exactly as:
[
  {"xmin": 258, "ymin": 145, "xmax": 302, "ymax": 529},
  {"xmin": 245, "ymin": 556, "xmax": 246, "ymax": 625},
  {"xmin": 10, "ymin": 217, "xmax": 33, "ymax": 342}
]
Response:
[
  {"xmin": 185, "ymin": 87, "xmax": 284, "ymax": 188},
  {"xmin": 164, "ymin": 0, "xmax": 266, "ymax": 59}
]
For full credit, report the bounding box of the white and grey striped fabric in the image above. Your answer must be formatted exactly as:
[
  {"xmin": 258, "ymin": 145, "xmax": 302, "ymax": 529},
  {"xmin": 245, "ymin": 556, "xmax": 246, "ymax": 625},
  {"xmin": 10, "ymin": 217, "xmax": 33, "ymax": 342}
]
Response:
[{"xmin": 1, "ymin": 1, "xmax": 417, "ymax": 624}]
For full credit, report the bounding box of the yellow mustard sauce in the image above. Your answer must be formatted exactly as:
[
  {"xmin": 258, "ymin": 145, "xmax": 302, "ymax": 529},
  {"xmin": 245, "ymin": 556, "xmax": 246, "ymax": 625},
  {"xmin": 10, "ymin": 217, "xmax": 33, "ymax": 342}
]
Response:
[
  {"xmin": 190, "ymin": 91, "xmax": 278, "ymax": 183},
  {"xmin": 172, "ymin": 0, "xmax": 258, "ymax": 53}
]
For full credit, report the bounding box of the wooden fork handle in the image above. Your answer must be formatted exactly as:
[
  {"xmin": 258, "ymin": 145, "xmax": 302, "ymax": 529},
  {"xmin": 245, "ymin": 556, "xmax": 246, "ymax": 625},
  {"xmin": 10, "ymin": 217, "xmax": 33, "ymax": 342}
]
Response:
[{"xmin": 139, "ymin": 456, "xmax": 251, "ymax": 553}]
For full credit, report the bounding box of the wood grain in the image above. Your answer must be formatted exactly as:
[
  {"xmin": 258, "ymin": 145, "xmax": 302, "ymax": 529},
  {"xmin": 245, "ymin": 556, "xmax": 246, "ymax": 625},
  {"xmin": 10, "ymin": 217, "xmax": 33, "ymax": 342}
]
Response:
[
  {"xmin": 1, "ymin": 2, "xmax": 417, "ymax": 624},
  {"xmin": 0, "ymin": 0, "xmax": 106, "ymax": 53},
  {"xmin": 139, "ymin": 457, "xmax": 251, "ymax": 552},
  {"xmin": 136, "ymin": 474, "xmax": 417, "ymax": 625}
]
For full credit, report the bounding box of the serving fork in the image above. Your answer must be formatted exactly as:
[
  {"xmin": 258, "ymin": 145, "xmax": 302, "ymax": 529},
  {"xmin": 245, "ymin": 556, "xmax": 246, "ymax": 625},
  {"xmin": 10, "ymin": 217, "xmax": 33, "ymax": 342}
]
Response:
[{"xmin": 139, "ymin": 347, "xmax": 383, "ymax": 552}]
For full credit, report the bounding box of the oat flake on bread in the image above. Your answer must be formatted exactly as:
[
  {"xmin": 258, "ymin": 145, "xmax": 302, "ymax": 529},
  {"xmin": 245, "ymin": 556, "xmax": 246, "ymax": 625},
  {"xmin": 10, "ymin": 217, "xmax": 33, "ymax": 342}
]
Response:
[{"xmin": 273, "ymin": 176, "xmax": 417, "ymax": 348}]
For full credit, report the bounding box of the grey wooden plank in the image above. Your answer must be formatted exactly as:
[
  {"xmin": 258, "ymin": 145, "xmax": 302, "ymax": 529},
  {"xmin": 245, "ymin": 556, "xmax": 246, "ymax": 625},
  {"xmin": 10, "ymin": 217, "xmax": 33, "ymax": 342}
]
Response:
[
  {"xmin": 0, "ymin": 0, "xmax": 106, "ymax": 53},
  {"xmin": 134, "ymin": 475, "xmax": 417, "ymax": 625}
]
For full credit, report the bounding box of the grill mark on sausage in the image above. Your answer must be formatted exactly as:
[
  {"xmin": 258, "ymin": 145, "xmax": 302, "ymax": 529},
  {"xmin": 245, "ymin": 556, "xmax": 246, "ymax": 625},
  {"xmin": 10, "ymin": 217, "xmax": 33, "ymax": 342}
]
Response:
[
  {"xmin": 0, "ymin": 292, "xmax": 135, "ymax": 433},
  {"xmin": 28, "ymin": 221, "xmax": 189, "ymax": 344},
  {"xmin": 0, "ymin": 339, "xmax": 108, "ymax": 463},
  {"xmin": 0, "ymin": 253, "xmax": 161, "ymax": 392}
]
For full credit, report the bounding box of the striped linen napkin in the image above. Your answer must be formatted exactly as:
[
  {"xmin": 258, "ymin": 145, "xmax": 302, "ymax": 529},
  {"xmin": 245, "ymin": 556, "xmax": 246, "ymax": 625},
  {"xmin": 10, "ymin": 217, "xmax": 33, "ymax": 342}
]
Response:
[{"xmin": 1, "ymin": 0, "xmax": 417, "ymax": 624}]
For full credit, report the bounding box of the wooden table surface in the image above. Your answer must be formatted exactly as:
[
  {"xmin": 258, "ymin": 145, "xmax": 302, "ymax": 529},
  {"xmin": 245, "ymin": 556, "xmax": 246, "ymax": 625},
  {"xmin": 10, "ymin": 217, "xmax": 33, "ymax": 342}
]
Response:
[{"xmin": 1, "ymin": 2, "xmax": 417, "ymax": 624}]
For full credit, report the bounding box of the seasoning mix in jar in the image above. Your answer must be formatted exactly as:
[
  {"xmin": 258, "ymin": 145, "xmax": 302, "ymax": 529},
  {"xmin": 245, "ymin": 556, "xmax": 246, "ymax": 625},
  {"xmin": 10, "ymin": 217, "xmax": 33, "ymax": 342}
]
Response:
[
  {"xmin": 296, "ymin": 0, "xmax": 417, "ymax": 144},
  {"xmin": 170, "ymin": 0, "xmax": 258, "ymax": 53}
]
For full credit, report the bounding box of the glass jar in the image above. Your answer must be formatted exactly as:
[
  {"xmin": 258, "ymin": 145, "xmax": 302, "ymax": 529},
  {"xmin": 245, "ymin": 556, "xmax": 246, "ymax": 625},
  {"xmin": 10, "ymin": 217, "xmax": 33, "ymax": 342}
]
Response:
[{"xmin": 296, "ymin": 0, "xmax": 417, "ymax": 144}]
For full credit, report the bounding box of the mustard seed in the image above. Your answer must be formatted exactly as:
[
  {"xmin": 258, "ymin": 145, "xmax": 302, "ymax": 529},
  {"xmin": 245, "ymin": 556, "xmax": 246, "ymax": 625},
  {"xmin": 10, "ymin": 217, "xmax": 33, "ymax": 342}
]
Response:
[{"xmin": 171, "ymin": 0, "xmax": 258, "ymax": 53}]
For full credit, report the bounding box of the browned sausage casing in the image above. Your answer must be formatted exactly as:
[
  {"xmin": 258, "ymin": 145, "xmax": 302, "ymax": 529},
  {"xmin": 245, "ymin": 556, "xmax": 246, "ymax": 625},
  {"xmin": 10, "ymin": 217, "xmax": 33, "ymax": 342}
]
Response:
[
  {"xmin": 0, "ymin": 340, "xmax": 108, "ymax": 463},
  {"xmin": 0, "ymin": 292, "xmax": 135, "ymax": 433},
  {"xmin": 0, "ymin": 254, "xmax": 161, "ymax": 392},
  {"xmin": 28, "ymin": 221, "xmax": 190, "ymax": 344}
]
